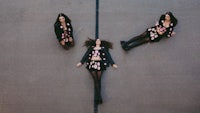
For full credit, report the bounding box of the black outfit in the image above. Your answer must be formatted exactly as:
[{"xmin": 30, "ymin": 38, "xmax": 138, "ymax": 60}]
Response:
[
  {"xmin": 121, "ymin": 15, "xmax": 176, "ymax": 50},
  {"xmin": 80, "ymin": 46, "xmax": 115, "ymax": 105},
  {"xmin": 54, "ymin": 21, "xmax": 74, "ymax": 48}
]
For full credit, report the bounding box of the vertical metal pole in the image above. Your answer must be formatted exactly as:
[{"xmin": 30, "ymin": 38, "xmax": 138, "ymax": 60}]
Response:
[
  {"xmin": 94, "ymin": 0, "xmax": 99, "ymax": 112},
  {"xmin": 95, "ymin": 0, "xmax": 99, "ymax": 39}
]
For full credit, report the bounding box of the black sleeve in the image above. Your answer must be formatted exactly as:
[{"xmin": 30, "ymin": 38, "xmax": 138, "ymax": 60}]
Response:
[
  {"xmin": 66, "ymin": 21, "xmax": 73, "ymax": 39},
  {"xmin": 80, "ymin": 47, "xmax": 92, "ymax": 64},
  {"xmin": 54, "ymin": 24, "xmax": 62, "ymax": 42},
  {"xmin": 166, "ymin": 27, "xmax": 174, "ymax": 38},
  {"xmin": 105, "ymin": 48, "xmax": 115, "ymax": 65}
]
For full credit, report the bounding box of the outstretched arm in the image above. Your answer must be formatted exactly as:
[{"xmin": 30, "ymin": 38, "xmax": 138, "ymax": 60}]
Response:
[
  {"xmin": 105, "ymin": 49, "xmax": 117, "ymax": 69},
  {"xmin": 77, "ymin": 47, "xmax": 92, "ymax": 67}
]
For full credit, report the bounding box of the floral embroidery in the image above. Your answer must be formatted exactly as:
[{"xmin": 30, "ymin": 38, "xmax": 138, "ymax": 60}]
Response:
[
  {"xmin": 149, "ymin": 29, "xmax": 159, "ymax": 41},
  {"xmin": 61, "ymin": 33, "xmax": 64, "ymax": 39},
  {"xmin": 88, "ymin": 60, "xmax": 102, "ymax": 70}
]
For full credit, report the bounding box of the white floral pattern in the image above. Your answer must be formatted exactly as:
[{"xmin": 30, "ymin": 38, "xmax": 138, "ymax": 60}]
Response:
[
  {"xmin": 149, "ymin": 28, "xmax": 159, "ymax": 41},
  {"xmin": 147, "ymin": 19, "xmax": 175, "ymax": 41},
  {"xmin": 87, "ymin": 49, "xmax": 103, "ymax": 71}
]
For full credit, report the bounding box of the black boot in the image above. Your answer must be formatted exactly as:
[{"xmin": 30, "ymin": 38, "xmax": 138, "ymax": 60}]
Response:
[
  {"xmin": 120, "ymin": 41, "xmax": 126, "ymax": 47},
  {"xmin": 120, "ymin": 41, "xmax": 129, "ymax": 51}
]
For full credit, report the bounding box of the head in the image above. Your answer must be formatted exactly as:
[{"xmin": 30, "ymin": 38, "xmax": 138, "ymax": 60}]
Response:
[
  {"xmin": 59, "ymin": 15, "xmax": 65, "ymax": 23},
  {"xmin": 55, "ymin": 13, "xmax": 71, "ymax": 25},
  {"xmin": 84, "ymin": 38, "xmax": 113, "ymax": 49},
  {"xmin": 165, "ymin": 13, "xmax": 171, "ymax": 21},
  {"xmin": 165, "ymin": 12, "xmax": 178, "ymax": 26},
  {"xmin": 95, "ymin": 38, "xmax": 101, "ymax": 46}
]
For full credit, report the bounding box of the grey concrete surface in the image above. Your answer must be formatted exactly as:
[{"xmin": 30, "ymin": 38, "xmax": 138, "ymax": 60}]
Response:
[{"xmin": 0, "ymin": 0, "xmax": 200, "ymax": 113}]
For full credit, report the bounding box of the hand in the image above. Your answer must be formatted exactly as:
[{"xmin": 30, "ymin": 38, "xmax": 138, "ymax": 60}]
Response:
[
  {"xmin": 112, "ymin": 64, "xmax": 118, "ymax": 69},
  {"xmin": 171, "ymin": 31, "xmax": 176, "ymax": 36},
  {"xmin": 76, "ymin": 62, "xmax": 82, "ymax": 67},
  {"xmin": 155, "ymin": 21, "xmax": 159, "ymax": 26}
]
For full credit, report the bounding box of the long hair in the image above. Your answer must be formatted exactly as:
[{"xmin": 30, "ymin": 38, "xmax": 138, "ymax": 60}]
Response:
[
  {"xmin": 54, "ymin": 13, "xmax": 71, "ymax": 26},
  {"xmin": 84, "ymin": 38, "xmax": 113, "ymax": 49},
  {"xmin": 159, "ymin": 12, "xmax": 178, "ymax": 27},
  {"xmin": 166, "ymin": 12, "xmax": 178, "ymax": 26}
]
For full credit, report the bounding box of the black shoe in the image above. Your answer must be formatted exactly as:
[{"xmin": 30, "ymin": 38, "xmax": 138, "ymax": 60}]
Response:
[
  {"xmin": 120, "ymin": 41, "xmax": 129, "ymax": 51},
  {"xmin": 120, "ymin": 41, "xmax": 126, "ymax": 46}
]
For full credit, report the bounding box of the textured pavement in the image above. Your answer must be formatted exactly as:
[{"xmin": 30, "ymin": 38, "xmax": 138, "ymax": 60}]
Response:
[{"xmin": 0, "ymin": 0, "xmax": 200, "ymax": 113}]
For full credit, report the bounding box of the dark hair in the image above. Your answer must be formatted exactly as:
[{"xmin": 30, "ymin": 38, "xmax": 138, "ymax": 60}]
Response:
[
  {"xmin": 161, "ymin": 12, "xmax": 178, "ymax": 27},
  {"xmin": 84, "ymin": 38, "xmax": 113, "ymax": 49},
  {"xmin": 159, "ymin": 12, "xmax": 178, "ymax": 27},
  {"xmin": 166, "ymin": 12, "xmax": 178, "ymax": 26},
  {"xmin": 54, "ymin": 13, "xmax": 71, "ymax": 26}
]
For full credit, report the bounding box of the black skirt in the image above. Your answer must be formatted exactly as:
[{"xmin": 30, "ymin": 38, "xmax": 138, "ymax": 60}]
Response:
[
  {"xmin": 86, "ymin": 60, "xmax": 107, "ymax": 71},
  {"xmin": 146, "ymin": 27, "xmax": 162, "ymax": 42}
]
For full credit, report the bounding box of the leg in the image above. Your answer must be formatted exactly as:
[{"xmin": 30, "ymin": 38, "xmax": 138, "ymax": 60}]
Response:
[
  {"xmin": 68, "ymin": 37, "xmax": 75, "ymax": 47},
  {"xmin": 126, "ymin": 31, "xmax": 148, "ymax": 44},
  {"xmin": 97, "ymin": 71, "xmax": 103, "ymax": 104},
  {"xmin": 125, "ymin": 36, "xmax": 150, "ymax": 50},
  {"xmin": 60, "ymin": 40, "xmax": 65, "ymax": 46},
  {"xmin": 60, "ymin": 40, "xmax": 69, "ymax": 50},
  {"xmin": 88, "ymin": 71, "xmax": 99, "ymax": 105},
  {"xmin": 121, "ymin": 31, "xmax": 148, "ymax": 50},
  {"xmin": 69, "ymin": 37, "xmax": 73, "ymax": 42}
]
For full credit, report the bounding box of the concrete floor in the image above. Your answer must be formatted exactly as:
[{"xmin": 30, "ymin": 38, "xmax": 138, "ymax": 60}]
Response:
[{"xmin": 0, "ymin": 0, "xmax": 200, "ymax": 113}]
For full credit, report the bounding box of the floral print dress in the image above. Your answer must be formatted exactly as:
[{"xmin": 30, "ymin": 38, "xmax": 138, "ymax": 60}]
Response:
[{"xmin": 147, "ymin": 19, "xmax": 175, "ymax": 42}]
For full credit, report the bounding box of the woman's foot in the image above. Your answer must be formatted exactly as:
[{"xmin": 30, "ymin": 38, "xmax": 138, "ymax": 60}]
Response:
[{"xmin": 68, "ymin": 37, "xmax": 74, "ymax": 47}]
